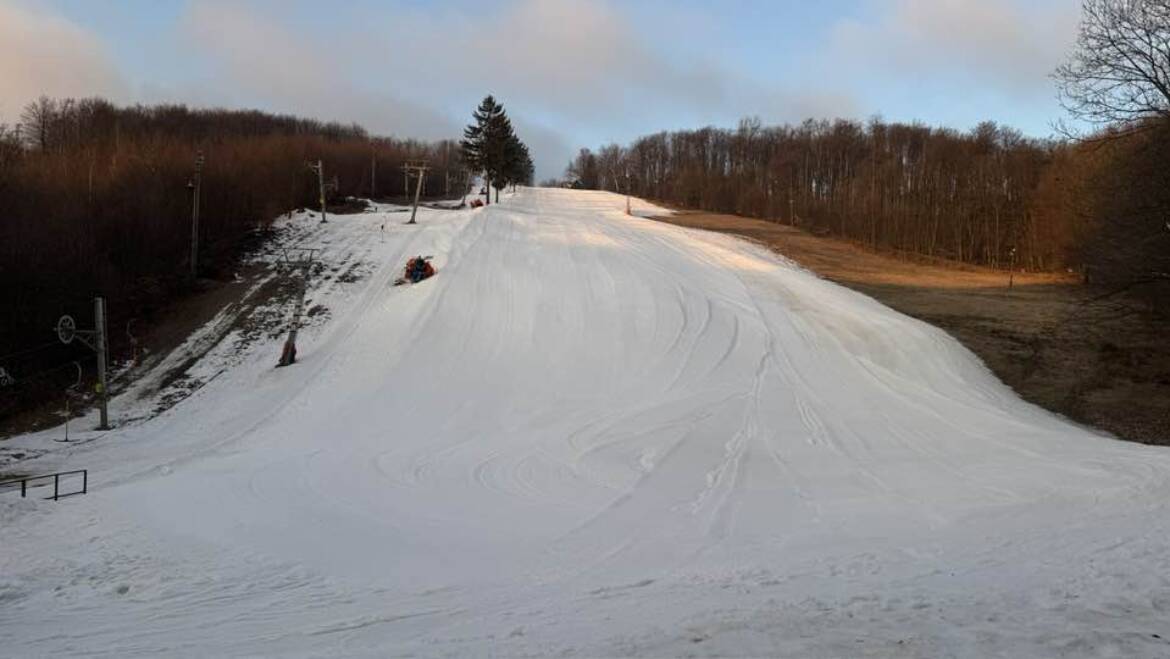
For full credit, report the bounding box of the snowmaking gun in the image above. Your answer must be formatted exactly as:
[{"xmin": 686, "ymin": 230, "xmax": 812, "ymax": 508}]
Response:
[{"xmin": 394, "ymin": 255, "xmax": 436, "ymax": 286}]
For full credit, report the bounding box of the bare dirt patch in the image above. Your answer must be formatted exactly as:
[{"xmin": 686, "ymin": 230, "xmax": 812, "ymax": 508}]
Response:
[{"xmin": 653, "ymin": 211, "xmax": 1170, "ymax": 445}]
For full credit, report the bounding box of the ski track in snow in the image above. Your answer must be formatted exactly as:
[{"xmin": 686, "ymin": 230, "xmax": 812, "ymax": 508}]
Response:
[{"xmin": 4, "ymin": 189, "xmax": 1170, "ymax": 657}]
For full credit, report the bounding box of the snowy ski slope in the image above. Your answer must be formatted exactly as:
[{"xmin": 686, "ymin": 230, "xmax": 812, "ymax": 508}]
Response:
[{"xmin": 4, "ymin": 188, "xmax": 1170, "ymax": 657}]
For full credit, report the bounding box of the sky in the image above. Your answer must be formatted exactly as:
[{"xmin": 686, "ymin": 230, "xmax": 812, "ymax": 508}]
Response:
[{"xmin": 0, "ymin": 0, "xmax": 1082, "ymax": 180}]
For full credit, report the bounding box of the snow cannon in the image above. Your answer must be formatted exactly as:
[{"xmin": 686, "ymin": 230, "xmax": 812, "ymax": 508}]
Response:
[{"xmin": 395, "ymin": 255, "xmax": 435, "ymax": 286}]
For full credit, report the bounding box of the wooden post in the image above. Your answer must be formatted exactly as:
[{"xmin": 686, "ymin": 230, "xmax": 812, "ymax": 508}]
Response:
[{"xmin": 409, "ymin": 166, "xmax": 425, "ymax": 224}]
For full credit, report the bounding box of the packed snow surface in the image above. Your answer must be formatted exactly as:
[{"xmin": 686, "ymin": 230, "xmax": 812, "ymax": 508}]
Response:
[{"xmin": 4, "ymin": 188, "xmax": 1170, "ymax": 657}]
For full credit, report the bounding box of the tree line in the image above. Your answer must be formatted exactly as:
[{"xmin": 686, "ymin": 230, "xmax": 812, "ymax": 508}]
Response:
[
  {"xmin": 566, "ymin": 118, "xmax": 1060, "ymax": 270},
  {"xmin": 0, "ymin": 98, "xmax": 463, "ymax": 422}
]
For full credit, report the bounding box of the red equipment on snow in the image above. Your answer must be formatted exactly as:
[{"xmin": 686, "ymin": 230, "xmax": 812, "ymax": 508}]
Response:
[{"xmin": 394, "ymin": 255, "xmax": 435, "ymax": 286}]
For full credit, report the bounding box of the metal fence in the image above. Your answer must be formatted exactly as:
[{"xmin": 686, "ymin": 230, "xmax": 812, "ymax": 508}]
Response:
[{"xmin": 0, "ymin": 469, "xmax": 88, "ymax": 500}]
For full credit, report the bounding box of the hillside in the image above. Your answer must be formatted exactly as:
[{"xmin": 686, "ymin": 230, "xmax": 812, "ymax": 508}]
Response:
[
  {"xmin": 653, "ymin": 211, "xmax": 1170, "ymax": 445},
  {"xmin": 3, "ymin": 189, "xmax": 1170, "ymax": 657}
]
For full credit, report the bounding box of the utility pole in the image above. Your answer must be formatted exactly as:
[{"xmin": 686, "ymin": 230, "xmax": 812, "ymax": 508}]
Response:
[
  {"xmin": 403, "ymin": 161, "xmax": 429, "ymax": 225},
  {"xmin": 189, "ymin": 150, "xmax": 205, "ymax": 279},
  {"xmin": 308, "ymin": 160, "xmax": 328, "ymax": 224},
  {"xmin": 624, "ymin": 172, "xmax": 632, "ymax": 215},
  {"xmin": 94, "ymin": 297, "xmax": 109, "ymax": 429},
  {"xmin": 55, "ymin": 297, "xmax": 110, "ymax": 429},
  {"xmin": 371, "ymin": 149, "xmax": 377, "ymax": 199},
  {"xmin": 317, "ymin": 159, "xmax": 327, "ymax": 224}
]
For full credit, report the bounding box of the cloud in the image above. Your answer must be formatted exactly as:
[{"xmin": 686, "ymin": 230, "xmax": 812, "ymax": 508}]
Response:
[
  {"xmin": 0, "ymin": 0, "xmax": 127, "ymax": 123},
  {"xmin": 359, "ymin": 0, "xmax": 859, "ymax": 173},
  {"xmin": 0, "ymin": 0, "xmax": 870, "ymax": 179},
  {"xmin": 368, "ymin": 0, "xmax": 730, "ymax": 121},
  {"xmin": 181, "ymin": 0, "xmax": 780, "ymax": 179},
  {"xmin": 831, "ymin": 0, "xmax": 1079, "ymax": 96},
  {"xmin": 509, "ymin": 116, "xmax": 574, "ymax": 182},
  {"xmin": 183, "ymin": 1, "xmax": 458, "ymax": 141},
  {"xmin": 178, "ymin": 0, "xmax": 609, "ymax": 179}
]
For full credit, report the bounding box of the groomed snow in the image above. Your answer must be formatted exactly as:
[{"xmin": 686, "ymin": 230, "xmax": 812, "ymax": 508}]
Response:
[{"xmin": 4, "ymin": 188, "xmax": 1170, "ymax": 657}]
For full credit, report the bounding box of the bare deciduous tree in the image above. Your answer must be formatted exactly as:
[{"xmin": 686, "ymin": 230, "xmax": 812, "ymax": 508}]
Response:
[
  {"xmin": 20, "ymin": 95, "xmax": 57, "ymax": 150},
  {"xmin": 1055, "ymin": 0, "xmax": 1170, "ymax": 127}
]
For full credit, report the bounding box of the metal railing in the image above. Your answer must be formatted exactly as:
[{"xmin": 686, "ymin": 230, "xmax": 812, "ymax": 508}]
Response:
[{"xmin": 0, "ymin": 469, "xmax": 88, "ymax": 500}]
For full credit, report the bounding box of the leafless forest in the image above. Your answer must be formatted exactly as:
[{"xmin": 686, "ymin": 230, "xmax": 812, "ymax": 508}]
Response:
[
  {"xmin": 569, "ymin": 119, "xmax": 1061, "ymax": 268},
  {"xmin": 568, "ymin": 116, "xmax": 1166, "ymax": 300},
  {"xmin": 0, "ymin": 99, "xmax": 461, "ymax": 418}
]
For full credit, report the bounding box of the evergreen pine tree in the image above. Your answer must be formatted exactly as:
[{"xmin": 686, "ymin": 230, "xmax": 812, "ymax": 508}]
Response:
[
  {"xmin": 501, "ymin": 136, "xmax": 533, "ymax": 190},
  {"xmin": 460, "ymin": 95, "xmax": 514, "ymax": 205},
  {"xmin": 460, "ymin": 95, "xmax": 536, "ymax": 203}
]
